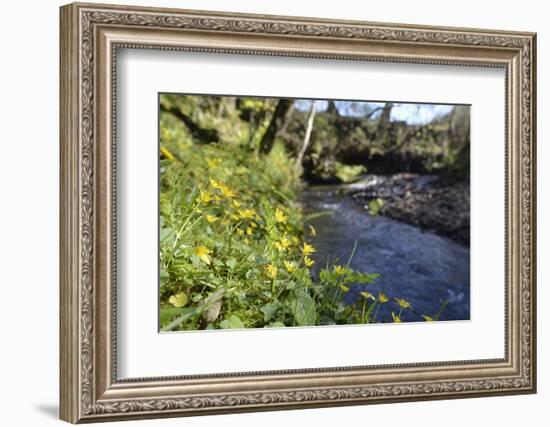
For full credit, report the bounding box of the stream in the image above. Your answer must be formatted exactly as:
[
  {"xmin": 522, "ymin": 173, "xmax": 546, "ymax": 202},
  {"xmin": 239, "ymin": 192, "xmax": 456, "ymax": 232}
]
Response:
[{"xmin": 302, "ymin": 182, "xmax": 470, "ymax": 322}]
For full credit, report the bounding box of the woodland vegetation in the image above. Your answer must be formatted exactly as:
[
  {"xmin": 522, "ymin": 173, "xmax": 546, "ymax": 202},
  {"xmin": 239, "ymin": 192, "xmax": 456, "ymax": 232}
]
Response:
[{"xmin": 159, "ymin": 94, "xmax": 469, "ymax": 331}]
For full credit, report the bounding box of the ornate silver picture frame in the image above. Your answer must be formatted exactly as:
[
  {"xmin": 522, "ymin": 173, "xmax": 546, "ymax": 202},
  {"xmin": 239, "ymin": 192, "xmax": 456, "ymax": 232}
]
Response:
[{"xmin": 60, "ymin": 2, "xmax": 536, "ymax": 423}]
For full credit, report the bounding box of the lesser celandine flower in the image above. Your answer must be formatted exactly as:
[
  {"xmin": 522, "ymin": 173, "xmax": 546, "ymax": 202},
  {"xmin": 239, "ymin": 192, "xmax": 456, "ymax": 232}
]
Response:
[
  {"xmin": 206, "ymin": 158, "xmax": 220, "ymax": 169},
  {"xmin": 275, "ymin": 236, "xmax": 291, "ymax": 252},
  {"xmin": 198, "ymin": 190, "xmax": 213, "ymax": 204},
  {"xmin": 339, "ymin": 284, "xmax": 349, "ymax": 293},
  {"xmin": 301, "ymin": 243, "xmax": 316, "ymax": 256},
  {"xmin": 360, "ymin": 291, "xmax": 375, "ymax": 301},
  {"xmin": 236, "ymin": 228, "xmax": 244, "ymax": 236},
  {"xmin": 333, "ymin": 265, "xmax": 346, "ymax": 276},
  {"xmin": 274, "ymin": 241, "xmax": 286, "ymax": 252},
  {"xmin": 160, "ymin": 146, "xmax": 175, "ymax": 161},
  {"xmin": 206, "ymin": 214, "xmax": 218, "ymax": 223},
  {"xmin": 394, "ymin": 298, "xmax": 412, "ymax": 309},
  {"xmin": 265, "ymin": 264, "xmax": 278, "ymax": 279},
  {"xmin": 275, "ymin": 208, "xmax": 288, "ymax": 223},
  {"xmin": 378, "ymin": 292, "xmax": 389, "ymax": 303},
  {"xmin": 209, "ymin": 178, "xmax": 222, "ymax": 190},
  {"xmin": 220, "ymin": 184, "xmax": 238, "ymax": 199},
  {"xmin": 194, "ymin": 245, "xmax": 211, "ymax": 265},
  {"xmin": 304, "ymin": 256, "xmax": 315, "ymax": 267},
  {"xmin": 283, "ymin": 261, "xmax": 296, "ymax": 273},
  {"xmin": 391, "ymin": 312, "xmax": 402, "ymax": 323},
  {"xmin": 238, "ymin": 209, "xmax": 255, "ymax": 219}
]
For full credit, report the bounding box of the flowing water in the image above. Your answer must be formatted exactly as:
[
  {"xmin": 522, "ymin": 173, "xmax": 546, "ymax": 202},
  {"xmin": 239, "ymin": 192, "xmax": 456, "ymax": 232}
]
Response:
[{"xmin": 302, "ymin": 184, "xmax": 470, "ymax": 322}]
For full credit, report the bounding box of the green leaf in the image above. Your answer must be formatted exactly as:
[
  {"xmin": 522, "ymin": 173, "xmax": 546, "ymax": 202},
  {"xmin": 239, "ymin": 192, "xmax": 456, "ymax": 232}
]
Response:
[
  {"xmin": 220, "ymin": 314, "xmax": 245, "ymax": 329},
  {"xmin": 159, "ymin": 307, "xmax": 194, "ymax": 328},
  {"xmin": 160, "ymin": 227, "xmax": 175, "ymax": 243},
  {"xmin": 260, "ymin": 302, "xmax": 281, "ymax": 322},
  {"xmin": 290, "ymin": 289, "xmax": 317, "ymax": 326},
  {"xmin": 225, "ymin": 258, "xmax": 237, "ymax": 270},
  {"xmin": 160, "ymin": 266, "xmax": 170, "ymax": 281},
  {"xmin": 160, "ymin": 308, "xmax": 198, "ymax": 331}
]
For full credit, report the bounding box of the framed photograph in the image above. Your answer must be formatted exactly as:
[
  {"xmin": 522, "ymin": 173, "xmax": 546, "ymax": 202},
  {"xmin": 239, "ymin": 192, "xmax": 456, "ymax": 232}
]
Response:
[{"xmin": 60, "ymin": 2, "xmax": 537, "ymax": 423}]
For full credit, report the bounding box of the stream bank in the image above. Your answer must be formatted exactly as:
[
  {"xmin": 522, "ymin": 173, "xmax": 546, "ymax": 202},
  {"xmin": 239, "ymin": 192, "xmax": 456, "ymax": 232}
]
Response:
[
  {"xmin": 343, "ymin": 174, "xmax": 470, "ymax": 245},
  {"xmin": 301, "ymin": 180, "xmax": 470, "ymax": 322}
]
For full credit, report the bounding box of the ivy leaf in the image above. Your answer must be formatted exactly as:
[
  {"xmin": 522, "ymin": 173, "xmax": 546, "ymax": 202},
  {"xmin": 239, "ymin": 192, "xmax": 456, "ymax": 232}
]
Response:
[{"xmin": 220, "ymin": 314, "xmax": 245, "ymax": 329}]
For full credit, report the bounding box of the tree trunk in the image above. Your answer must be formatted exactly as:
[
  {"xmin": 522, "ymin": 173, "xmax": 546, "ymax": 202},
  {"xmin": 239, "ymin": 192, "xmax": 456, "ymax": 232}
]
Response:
[
  {"xmin": 295, "ymin": 101, "xmax": 317, "ymax": 170},
  {"xmin": 378, "ymin": 102, "xmax": 394, "ymax": 128},
  {"xmin": 377, "ymin": 102, "xmax": 394, "ymax": 148},
  {"xmin": 258, "ymin": 99, "xmax": 293, "ymax": 154}
]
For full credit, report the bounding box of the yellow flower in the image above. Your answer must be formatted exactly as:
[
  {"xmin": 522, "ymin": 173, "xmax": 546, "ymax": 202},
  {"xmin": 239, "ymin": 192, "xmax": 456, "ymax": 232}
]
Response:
[
  {"xmin": 360, "ymin": 291, "xmax": 375, "ymax": 300},
  {"xmin": 265, "ymin": 264, "xmax": 278, "ymax": 279},
  {"xmin": 160, "ymin": 146, "xmax": 175, "ymax": 161},
  {"xmin": 391, "ymin": 312, "xmax": 402, "ymax": 323},
  {"xmin": 301, "ymin": 243, "xmax": 316, "ymax": 256},
  {"xmin": 422, "ymin": 315, "xmax": 434, "ymax": 322},
  {"xmin": 209, "ymin": 178, "xmax": 223, "ymax": 190},
  {"xmin": 275, "ymin": 236, "xmax": 290, "ymax": 252},
  {"xmin": 250, "ymin": 222, "xmax": 258, "ymax": 228},
  {"xmin": 206, "ymin": 214, "xmax": 218, "ymax": 223},
  {"xmin": 394, "ymin": 298, "xmax": 412, "ymax": 309},
  {"xmin": 308, "ymin": 224, "xmax": 317, "ymax": 237},
  {"xmin": 220, "ymin": 184, "xmax": 238, "ymax": 199},
  {"xmin": 333, "ymin": 265, "xmax": 346, "ymax": 276},
  {"xmin": 275, "ymin": 208, "xmax": 288, "ymax": 223},
  {"xmin": 280, "ymin": 236, "xmax": 291, "ymax": 249},
  {"xmin": 206, "ymin": 158, "xmax": 220, "ymax": 168},
  {"xmin": 236, "ymin": 228, "xmax": 244, "ymax": 236},
  {"xmin": 198, "ymin": 190, "xmax": 213, "ymax": 204},
  {"xmin": 283, "ymin": 261, "xmax": 296, "ymax": 273},
  {"xmin": 291, "ymin": 236, "xmax": 300, "ymax": 246},
  {"xmin": 378, "ymin": 292, "xmax": 389, "ymax": 303},
  {"xmin": 304, "ymin": 256, "xmax": 315, "ymax": 267},
  {"xmin": 339, "ymin": 284, "xmax": 350, "ymax": 293},
  {"xmin": 238, "ymin": 209, "xmax": 256, "ymax": 220},
  {"xmin": 232, "ymin": 200, "xmax": 241, "ymax": 208},
  {"xmin": 246, "ymin": 227, "xmax": 253, "ymax": 235},
  {"xmin": 194, "ymin": 245, "xmax": 211, "ymax": 265}
]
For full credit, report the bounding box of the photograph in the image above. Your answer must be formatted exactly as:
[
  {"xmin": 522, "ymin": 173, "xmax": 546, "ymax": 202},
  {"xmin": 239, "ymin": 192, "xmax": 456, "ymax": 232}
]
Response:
[
  {"xmin": 158, "ymin": 94, "xmax": 471, "ymax": 331},
  {"xmin": 56, "ymin": 2, "xmax": 536, "ymax": 421}
]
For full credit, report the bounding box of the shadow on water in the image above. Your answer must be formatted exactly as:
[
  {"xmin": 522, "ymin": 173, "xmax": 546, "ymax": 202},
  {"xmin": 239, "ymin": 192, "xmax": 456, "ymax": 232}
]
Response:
[{"xmin": 302, "ymin": 185, "xmax": 470, "ymax": 322}]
